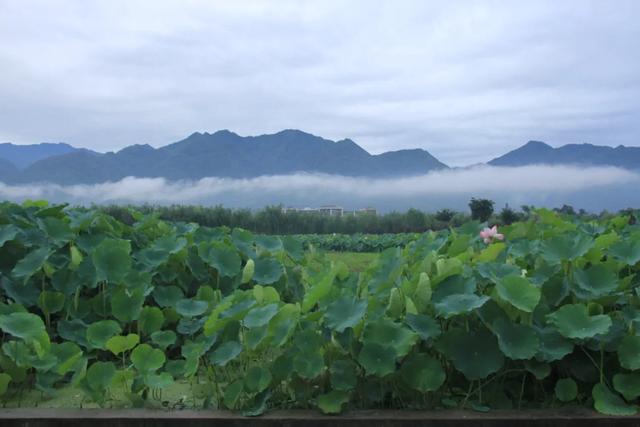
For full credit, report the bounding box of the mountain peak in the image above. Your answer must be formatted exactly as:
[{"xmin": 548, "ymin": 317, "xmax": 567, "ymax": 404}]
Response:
[{"xmin": 522, "ymin": 140, "xmax": 552, "ymax": 149}]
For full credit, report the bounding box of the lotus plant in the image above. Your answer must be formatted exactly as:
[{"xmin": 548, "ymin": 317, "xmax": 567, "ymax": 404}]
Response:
[{"xmin": 480, "ymin": 225, "xmax": 504, "ymax": 244}]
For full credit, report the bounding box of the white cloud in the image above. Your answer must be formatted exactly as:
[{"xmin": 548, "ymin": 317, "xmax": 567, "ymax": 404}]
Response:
[{"xmin": 1, "ymin": 166, "xmax": 637, "ymax": 212}]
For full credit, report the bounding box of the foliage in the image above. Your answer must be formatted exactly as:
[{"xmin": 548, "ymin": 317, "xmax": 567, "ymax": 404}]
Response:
[
  {"xmin": 469, "ymin": 198, "xmax": 495, "ymax": 222},
  {"xmin": 0, "ymin": 201, "xmax": 640, "ymax": 416}
]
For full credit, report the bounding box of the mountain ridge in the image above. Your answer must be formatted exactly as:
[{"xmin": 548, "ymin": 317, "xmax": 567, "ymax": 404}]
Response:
[
  {"xmin": 2, "ymin": 130, "xmax": 448, "ymax": 184},
  {"xmin": 489, "ymin": 140, "xmax": 640, "ymax": 168}
]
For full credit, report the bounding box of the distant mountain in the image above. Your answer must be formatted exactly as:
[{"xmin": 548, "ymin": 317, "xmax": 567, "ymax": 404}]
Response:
[
  {"xmin": 489, "ymin": 140, "xmax": 640, "ymax": 169},
  {"xmin": 4, "ymin": 130, "xmax": 448, "ymax": 184},
  {"xmin": 0, "ymin": 158, "xmax": 19, "ymax": 182},
  {"xmin": 0, "ymin": 142, "xmax": 80, "ymax": 169}
]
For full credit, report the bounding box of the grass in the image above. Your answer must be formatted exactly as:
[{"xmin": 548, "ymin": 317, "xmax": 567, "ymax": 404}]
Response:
[{"xmin": 325, "ymin": 251, "xmax": 379, "ymax": 272}]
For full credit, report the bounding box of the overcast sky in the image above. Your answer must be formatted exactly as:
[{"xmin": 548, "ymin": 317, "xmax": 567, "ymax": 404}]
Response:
[{"xmin": 1, "ymin": 0, "xmax": 639, "ymax": 166}]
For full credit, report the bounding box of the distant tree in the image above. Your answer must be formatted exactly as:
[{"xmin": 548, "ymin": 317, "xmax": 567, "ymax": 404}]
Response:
[
  {"xmin": 469, "ymin": 198, "xmax": 494, "ymax": 222},
  {"xmin": 435, "ymin": 208, "xmax": 456, "ymax": 222},
  {"xmin": 554, "ymin": 204, "xmax": 576, "ymax": 216},
  {"xmin": 499, "ymin": 204, "xmax": 519, "ymax": 225}
]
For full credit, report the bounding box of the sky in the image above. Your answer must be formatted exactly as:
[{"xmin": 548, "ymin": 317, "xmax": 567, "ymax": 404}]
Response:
[{"xmin": 1, "ymin": 0, "xmax": 640, "ymax": 166}]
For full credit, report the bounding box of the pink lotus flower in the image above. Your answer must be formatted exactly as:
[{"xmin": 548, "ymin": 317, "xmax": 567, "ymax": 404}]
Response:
[{"xmin": 480, "ymin": 225, "xmax": 504, "ymax": 244}]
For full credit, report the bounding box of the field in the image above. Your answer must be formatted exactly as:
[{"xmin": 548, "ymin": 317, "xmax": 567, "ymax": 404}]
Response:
[{"xmin": 1, "ymin": 201, "xmax": 640, "ymax": 416}]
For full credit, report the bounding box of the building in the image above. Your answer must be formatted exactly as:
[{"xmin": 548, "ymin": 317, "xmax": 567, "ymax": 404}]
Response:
[
  {"xmin": 282, "ymin": 205, "xmax": 375, "ymax": 217},
  {"xmin": 356, "ymin": 207, "xmax": 377, "ymax": 216},
  {"xmin": 318, "ymin": 205, "xmax": 344, "ymax": 216}
]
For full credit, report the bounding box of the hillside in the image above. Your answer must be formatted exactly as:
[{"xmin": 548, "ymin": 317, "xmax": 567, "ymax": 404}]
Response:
[
  {"xmin": 489, "ymin": 140, "xmax": 640, "ymax": 168},
  {"xmin": 0, "ymin": 142, "xmax": 80, "ymax": 169},
  {"xmin": 8, "ymin": 130, "xmax": 448, "ymax": 184}
]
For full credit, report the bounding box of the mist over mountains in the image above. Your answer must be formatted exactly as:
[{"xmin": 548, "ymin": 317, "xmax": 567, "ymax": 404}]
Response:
[{"xmin": 1, "ymin": 130, "xmax": 639, "ymax": 212}]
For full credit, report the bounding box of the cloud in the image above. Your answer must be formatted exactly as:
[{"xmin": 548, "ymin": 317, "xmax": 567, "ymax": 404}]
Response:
[
  {"xmin": 1, "ymin": 1, "xmax": 640, "ymax": 166},
  {"xmin": 1, "ymin": 165, "xmax": 637, "ymax": 212}
]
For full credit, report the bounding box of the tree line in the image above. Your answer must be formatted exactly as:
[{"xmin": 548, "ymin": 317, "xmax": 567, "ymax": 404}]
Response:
[{"xmin": 97, "ymin": 200, "xmax": 636, "ymax": 235}]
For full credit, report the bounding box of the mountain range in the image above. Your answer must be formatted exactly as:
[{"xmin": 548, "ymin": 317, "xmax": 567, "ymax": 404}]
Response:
[{"xmin": 0, "ymin": 131, "xmax": 638, "ymax": 185}]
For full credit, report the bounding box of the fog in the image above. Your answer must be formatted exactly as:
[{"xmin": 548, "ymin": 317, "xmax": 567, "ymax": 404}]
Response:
[{"xmin": 1, "ymin": 165, "xmax": 638, "ymax": 213}]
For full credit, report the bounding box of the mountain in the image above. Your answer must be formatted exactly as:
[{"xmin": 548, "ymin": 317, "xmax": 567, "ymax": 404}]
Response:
[
  {"xmin": 5, "ymin": 130, "xmax": 448, "ymax": 184},
  {"xmin": 0, "ymin": 142, "xmax": 80, "ymax": 169},
  {"xmin": 489, "ymin": 140, "xmax": 640, "ymax": 169},
  {"xmin": 0, "ymin": 158, "xmax": 19, "ymax": 182}
]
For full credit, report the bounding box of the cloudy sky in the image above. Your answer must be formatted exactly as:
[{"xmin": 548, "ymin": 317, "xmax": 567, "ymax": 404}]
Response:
[{"xmin": 1, "ymin": 0, "xmax": 639, "ymax": 166}]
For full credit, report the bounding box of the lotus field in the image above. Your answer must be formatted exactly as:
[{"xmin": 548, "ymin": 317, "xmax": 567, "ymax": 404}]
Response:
[{"xmin": 2, "ymin": 201, "xmax": 640, "ymax": 416}]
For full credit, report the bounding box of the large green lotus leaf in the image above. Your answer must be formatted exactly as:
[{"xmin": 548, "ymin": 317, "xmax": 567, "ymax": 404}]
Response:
[
  {"xmin": 86, "ymin": 361, "xmax": 116, "ymax": 392},
  {"xmin": 495, "ymin": 275, "xmax": 540, "ymax": 313},
  {"xmin": 150, "ymin": 330, "xmax": 176, "ymax": 349},
  {"xmin": 243, "ymin": 303, "xmax": 279, "ymax": 328},
  {"xmin": 105, "ymin": 334, "xmax": 139, "ymax": 356},
  {"xmin": 131, "ymin": 343, "xmax": 165, "ymax": 373},
  {"xmin": 492, "ymin": 318, "xmax": 539, "ymax": 360},
  {"xmin": 400, "ymin": 353, "xmax": 446, "ymax": 393},
  {"xmin": 11, "ymin": 247, "xmax": 51, "ymax": 283},
  {"xmin": 92, "ymin": 238, "xmax": 131, "ymax": 283},
  {"xmin": 58, "ymin": 319, "xmax": 89, "ymax": 348},
  {"xmin": 39, "ymin": 217, "xmax": 74, "ymax": 245},
  {"xmin": 86, "ymin": 320, "xmax": 122, "ymax": 349},
  {"xmin": 145, "ymin": 372, "xmax": 174, "ymax": 389},
  {"xmin": 241, "ymin": 389, "xmax": 271, "ymax": 417},
  {"xmin": 111, "ymin": 287, "xmax": 144, "ymax": 323},
  {"xmin": 535, "ymin": 327, "xmax": 574, "ymax": 362},
  {"xmin": 176, "ymin": 299, "xmax": 209, "ymax": 317},
  {"xmin": 0, "ymin": 312, "xmax": 46, "ymax": 341},
  {"xmin": 268, "ymin": 303, "xmax": 299, "ymax": 347},
  {"xmin": 223, "ymin": 379, "xmax": 244, "ymax": 410},
  {"xmin": 618, "ymin": 335, "xmax": 640, "ymax": 370},
  {"xmin": 555, "ymin": 378, "xmax": 578, "ymax": 402},
  {"xmin": 244, "ymin": 366, "xmax": 272, "ymax": 393},
  {"xmin": 547, "ymin": 304, "xmax": 612, "ymax": 339},
  {"xmin": 324, "ymin": 297, "xmax": 367, "ymax": 333},
  {"xmin": 293, "ymin": 350, "xmax": 324, "ymax": 379},
  {"xmin": 246, "ymin": 325, "xmax": 268, "ymax": 350},
  {"xmin": 434, "ymin": 294, "xmax": 489, "ymax": 319},
  {"xmin": 282, "ymin": 236, "xmax": 304, "ymax": 261},
  {"xmin": 405, "ymin": 313, "xmax": 441, "ymax": 342},
  {"xmin": 476, "ymin": 262, "xmax": 521, "ymax": 283},
  {"xmin": 614, "ymin": 373, "xmax": 640, "ymax": 401},
  {"xmin": 362, "ymin": 319, "xmax": 418, "ymax": 357},
  {"xmin": 541, "ymin": 275, "xmax": 569, "ymax": 308},
  {"xmin": 152, "ymin": 285, "xmax": 184, "ymax": 308},
  {"xmin": 253, "ymin": 258, "xmax": 284, "ymax": 285},
  {"xmin": 609, "ymin": 241, "xmax": 640, "ymax": 266},
  {"xmin": 209, "ymin": 341, "xmax": 243, "ymax": 366},
  {"xmin": 476, "ymin": 242, "xmax": 506, "ymax": 263},
  {"xmin": 358, "ymin": 342, "xmax": 397, "ymax": 377},
  {"xmin": 592, "ymin": 383, "xmax": 637, "ymax": 416},
  {"xmin": 198, "ymin": 242, "xmax": 241, "ymax": 278},
  {"xmin": 0, "ymin": 373, "xmax": 10, "ymax": 396},
  {"xmin": 50, "ymin": 342, "xmax": 83, "ymax": 375},
  {"xmin": 330, "ymin": 359, "xmax": 358, "ymax": 391},
  {"xmin": 37, "ymin": 291, "xmax": 65, "ymax": 314},
  {"xmin": 254, "ymin": 235, "xmax": 283, "ymax": 252},
  {"xmin": 302, "ymin": 268, "xmax": 336, "ymax": 312},
  {"xmin": 139, "ymin": 306, "xmax": 165, "ymax": 335},
  {"xmin": 524, "ymin": 359, "xmax": 551, "ymax": 380},
  {"xmin": 317, "ymin": 390, "xmax": 350, "ymax": 414},
  {"xmin": 541, "ymin": 233, "xmax": 594, "ymax": 264},
  {"xmin": 0, "ymin": 224, "xmax": 20, "ymax": 248},
  {"xmin": 573, "ymin": 265, "xmax": 618, "ymax": 299},
  {"xmin": 437, "ymin": 328, "xmax": 504, "ymax": 380}
]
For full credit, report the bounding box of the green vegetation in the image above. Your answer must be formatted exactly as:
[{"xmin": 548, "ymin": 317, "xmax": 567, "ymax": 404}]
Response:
[
  {"xmin": 1, "ymin": 200, "xmax": 640, "ymax": 416},
  {"xmin": 325, "ymin": 252, "xmax": 379, "ymax": 273}
]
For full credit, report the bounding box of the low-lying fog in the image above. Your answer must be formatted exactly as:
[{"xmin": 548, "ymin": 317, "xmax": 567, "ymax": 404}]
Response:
[{"xmin": 1, "ymin": 165, "xmax": 639, "ymax": 213}]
